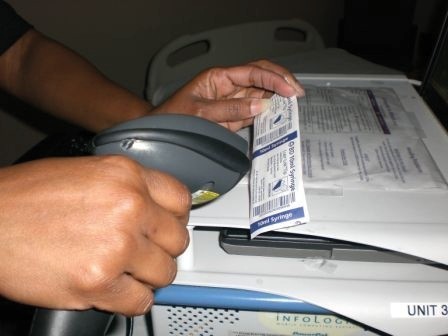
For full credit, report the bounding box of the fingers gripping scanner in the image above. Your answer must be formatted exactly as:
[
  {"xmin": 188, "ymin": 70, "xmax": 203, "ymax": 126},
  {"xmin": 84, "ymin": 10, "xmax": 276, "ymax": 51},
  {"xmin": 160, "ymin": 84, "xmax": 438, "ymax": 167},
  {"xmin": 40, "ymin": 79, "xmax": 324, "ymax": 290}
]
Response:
[{"xmin": 29, "ymin": 114, "xmax": 250, "ymax": 336}]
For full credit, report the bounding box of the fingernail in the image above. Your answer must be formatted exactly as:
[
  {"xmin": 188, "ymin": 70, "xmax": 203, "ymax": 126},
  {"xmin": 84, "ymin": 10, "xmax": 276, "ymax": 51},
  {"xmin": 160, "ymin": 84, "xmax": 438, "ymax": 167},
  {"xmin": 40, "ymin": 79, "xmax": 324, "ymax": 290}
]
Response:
[
  {"xmin": 295, "ymin": 84, "xmax": 306, "ymax": 98},
  {"xmin": 284, "ymin": 75, "xmax": 305, "ymax": 97},
  {"xmin": 251, "ymin": 99, "xmax": 272, "ymax": 116}
]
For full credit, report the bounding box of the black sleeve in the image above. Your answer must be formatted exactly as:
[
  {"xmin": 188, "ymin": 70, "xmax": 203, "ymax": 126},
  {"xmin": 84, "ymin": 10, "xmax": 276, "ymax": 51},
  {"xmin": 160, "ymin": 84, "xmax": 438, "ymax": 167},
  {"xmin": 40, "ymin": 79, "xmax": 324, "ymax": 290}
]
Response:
[{"xmin": 0, "ymin": 0, "xmax": 33, "ymax": 55}]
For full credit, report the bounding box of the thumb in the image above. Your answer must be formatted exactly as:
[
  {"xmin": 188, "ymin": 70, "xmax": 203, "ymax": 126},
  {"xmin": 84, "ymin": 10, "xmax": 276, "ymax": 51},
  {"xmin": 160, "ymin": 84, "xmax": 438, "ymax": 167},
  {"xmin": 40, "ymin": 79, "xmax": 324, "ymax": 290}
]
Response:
[{"xmin": 201, "ymin": 97, "xmax": 272, "ymax": 123}]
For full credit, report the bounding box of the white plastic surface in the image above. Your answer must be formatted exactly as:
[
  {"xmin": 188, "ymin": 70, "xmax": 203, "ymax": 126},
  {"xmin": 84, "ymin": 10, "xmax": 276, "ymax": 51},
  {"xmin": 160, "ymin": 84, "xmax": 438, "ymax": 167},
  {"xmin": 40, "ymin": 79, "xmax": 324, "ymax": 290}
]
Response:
[
  {"xmin": 146, "ymin": 19, "xmax": 325, "ymax": 105},
  {"xmin": 175, "ymin": 229, "xmax": 448, "ymax": 336}
]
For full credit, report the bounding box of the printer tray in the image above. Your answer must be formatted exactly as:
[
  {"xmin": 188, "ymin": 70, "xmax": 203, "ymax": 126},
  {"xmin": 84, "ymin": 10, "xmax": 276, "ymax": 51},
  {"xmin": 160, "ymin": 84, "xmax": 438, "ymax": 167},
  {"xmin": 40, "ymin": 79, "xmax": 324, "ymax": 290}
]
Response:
[{"xmin": 219, "ymin": 228, "xmax": 434, "ymax": 264}]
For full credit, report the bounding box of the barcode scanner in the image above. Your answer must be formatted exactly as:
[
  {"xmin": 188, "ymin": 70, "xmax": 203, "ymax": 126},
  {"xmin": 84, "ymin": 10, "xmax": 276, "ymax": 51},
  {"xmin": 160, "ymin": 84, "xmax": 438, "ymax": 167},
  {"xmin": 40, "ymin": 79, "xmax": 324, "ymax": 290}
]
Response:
[
  {"xmin": 29, "ymin": 114, "xmax": 250, "ymax": 336},
  {"xmin": 93, "ymin": 114, "xmax": 250, "ymax": 205}
]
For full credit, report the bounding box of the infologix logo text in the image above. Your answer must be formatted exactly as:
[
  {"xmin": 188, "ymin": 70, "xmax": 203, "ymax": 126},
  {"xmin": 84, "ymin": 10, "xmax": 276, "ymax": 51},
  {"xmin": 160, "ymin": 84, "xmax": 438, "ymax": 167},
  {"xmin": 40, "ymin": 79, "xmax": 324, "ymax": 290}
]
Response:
[{"xmin": 276, "ymin": 313, "xmax": 351, "ymax": 326}]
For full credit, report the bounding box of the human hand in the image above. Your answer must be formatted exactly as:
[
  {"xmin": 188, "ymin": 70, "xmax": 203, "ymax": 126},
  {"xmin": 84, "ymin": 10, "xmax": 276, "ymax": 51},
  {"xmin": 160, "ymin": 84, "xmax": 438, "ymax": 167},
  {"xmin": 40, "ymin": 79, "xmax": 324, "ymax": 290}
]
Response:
[
  {"xmin": 153, "ymin": 60, "xmax": 304, "ymax": 131},
  {"xmin": 0, "ymin": 156, "xmax": 191, "ymax": 316}
]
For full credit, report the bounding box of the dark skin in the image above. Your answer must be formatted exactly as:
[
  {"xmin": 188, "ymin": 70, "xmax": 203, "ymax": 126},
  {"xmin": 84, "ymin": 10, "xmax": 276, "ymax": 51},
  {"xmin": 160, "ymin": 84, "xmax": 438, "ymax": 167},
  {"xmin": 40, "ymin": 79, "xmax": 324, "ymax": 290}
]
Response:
[{"xmin": 0, "ymin": 29, "xmax": 304, "ymax": 316}]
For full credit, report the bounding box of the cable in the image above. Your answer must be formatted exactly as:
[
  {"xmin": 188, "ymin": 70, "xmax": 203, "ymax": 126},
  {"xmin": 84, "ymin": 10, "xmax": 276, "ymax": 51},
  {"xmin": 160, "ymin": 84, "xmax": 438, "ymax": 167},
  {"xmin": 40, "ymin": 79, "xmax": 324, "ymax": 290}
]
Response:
[{"xmin": 126, "ymin": 317, "xmax": 134, "ymax": 336}]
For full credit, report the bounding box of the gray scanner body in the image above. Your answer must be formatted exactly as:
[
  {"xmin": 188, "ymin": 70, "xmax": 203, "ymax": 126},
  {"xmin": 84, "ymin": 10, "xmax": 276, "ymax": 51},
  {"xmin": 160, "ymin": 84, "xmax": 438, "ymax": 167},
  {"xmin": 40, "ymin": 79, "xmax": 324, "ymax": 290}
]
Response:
[{"xmin": 92, "ymin": 114, "xmax": 250, "ymax": 204}]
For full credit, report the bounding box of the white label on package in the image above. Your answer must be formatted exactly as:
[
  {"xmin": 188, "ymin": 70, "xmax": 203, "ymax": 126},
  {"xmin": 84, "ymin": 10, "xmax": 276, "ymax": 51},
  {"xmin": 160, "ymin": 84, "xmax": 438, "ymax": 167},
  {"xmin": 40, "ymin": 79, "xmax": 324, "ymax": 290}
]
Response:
[
  {"xmin": 301, "ymin": 134, "xmax": 447, "ymax": 191},
  {"xmin": 296, "ymin": 85, "xmax": 447, "ymax": 191},
  {"xmin": 250, "ymin": 95, "xmax": 309, "ymax": 238},
  {"xmin": 298, "ymin": 86, "xmax": 418, "ymax": 137}
]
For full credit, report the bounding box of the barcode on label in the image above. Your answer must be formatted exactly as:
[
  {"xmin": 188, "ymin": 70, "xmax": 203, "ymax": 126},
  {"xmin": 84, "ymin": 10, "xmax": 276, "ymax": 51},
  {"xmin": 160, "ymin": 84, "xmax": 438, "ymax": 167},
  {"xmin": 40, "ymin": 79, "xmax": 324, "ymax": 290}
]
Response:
[
  {"xmin": 252, "ymin": 193, "xmax": 296, "ymax": 217},
  {"xmin": 255, "ymin": 122, "xmax": 293, "ymax": 146}
]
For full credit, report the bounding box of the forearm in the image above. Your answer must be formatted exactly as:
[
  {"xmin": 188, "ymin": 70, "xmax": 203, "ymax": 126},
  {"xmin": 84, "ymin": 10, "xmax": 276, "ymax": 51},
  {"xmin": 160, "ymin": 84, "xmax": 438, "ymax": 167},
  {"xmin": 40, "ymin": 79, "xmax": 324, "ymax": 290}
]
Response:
[{"xmin": 0, "ymin": 29, "xmax": 153, "ymax": 132}]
